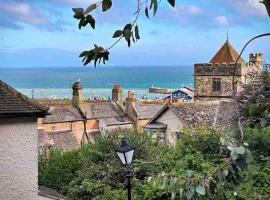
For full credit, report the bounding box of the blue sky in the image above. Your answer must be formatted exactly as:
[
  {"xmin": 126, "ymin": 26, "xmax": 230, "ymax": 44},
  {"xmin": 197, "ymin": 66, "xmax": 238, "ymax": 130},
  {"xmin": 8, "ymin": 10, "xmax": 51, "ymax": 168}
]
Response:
[{"xmin": 0, "ymin": 0, "xmax": 269, "ymax": 67}]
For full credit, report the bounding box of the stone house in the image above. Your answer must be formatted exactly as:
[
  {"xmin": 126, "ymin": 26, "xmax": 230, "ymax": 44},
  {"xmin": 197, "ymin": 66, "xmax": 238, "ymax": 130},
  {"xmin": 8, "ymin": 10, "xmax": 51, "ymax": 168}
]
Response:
[
  {"xmin": 194, "ymin": 39, "xmax": 264, "ymax": 98},
  {"xmin": 124, "ymin": 91, "xmax": 165, "ymax": 127},
  {"xmin": 0, "ymin": 80, "xmax": 49, "ymax": 200},
  {"xmin": 144, "ymin": 100, "xmax": 237, "ymax": 143},
  {"xmin": 38, "ymin": 82, "xmax": 134, "ymax": 151}
]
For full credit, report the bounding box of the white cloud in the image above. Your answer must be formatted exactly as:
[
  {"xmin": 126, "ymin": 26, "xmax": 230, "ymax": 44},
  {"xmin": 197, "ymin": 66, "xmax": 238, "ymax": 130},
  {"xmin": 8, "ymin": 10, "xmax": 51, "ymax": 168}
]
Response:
[
  {"xmin": 172, "ymin": 5, "xmax": 203, "ymax": 16},
  {"xmin": 215, "ymin": 16, "xmax": 229, "ymax": 26},
  {"xmin": 224, "ymin": 0, "xmax": 268, "ymax": 17},
  {"xmin": 0, "ymin": 2, "xmax": 49, "ymax": 25}
]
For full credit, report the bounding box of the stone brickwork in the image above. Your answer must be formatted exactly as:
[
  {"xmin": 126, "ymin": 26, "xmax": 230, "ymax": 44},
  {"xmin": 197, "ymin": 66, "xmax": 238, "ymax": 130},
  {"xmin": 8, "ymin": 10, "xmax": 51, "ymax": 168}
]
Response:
[{"xmin": 194, "ymin": 40, "xmax": 263, "ymax": 99}]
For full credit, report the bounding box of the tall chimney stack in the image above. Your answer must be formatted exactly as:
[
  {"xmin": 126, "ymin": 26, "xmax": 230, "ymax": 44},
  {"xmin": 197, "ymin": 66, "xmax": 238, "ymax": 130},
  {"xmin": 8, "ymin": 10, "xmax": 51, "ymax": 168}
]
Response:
[
  {"xmin": 112, "ymin": 84, "xmax": 123, "ymax": 101},
  {"xmin": 72, "ymin": 80, "xmax": 83, "ymax": 106}
]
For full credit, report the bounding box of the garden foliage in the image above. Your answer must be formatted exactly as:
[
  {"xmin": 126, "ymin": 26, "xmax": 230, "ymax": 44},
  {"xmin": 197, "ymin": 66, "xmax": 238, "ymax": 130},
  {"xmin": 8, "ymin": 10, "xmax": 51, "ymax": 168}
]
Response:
[{"xmin": 39, "ymin": 71, "xmax": 270, "ymax": 199}]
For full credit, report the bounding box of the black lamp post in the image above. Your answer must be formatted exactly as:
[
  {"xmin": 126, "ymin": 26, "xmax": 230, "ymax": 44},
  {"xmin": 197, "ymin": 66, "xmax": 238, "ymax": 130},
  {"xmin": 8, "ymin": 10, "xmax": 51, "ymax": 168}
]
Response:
[{"xmin": 115, "ymin": 139, "xmax": 135, "ymax": 200}]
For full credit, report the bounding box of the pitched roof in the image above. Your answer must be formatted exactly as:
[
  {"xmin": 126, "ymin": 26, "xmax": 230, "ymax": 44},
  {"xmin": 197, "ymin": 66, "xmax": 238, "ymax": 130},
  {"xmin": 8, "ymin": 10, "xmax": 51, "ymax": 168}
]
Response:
[
  {"xmin": 38, "ymin": 186, "xmax": 71, "ymax": 200},
  {"xmin": 134, "ymin": 101, "xmax": 165, "ymax": 120},
  {"xmin": 147, "ymin": 100, "xmax": 237, "ymax": 132},
  {"xmin": 38, "ymin": 129, "xmax": 53, "ymax": 147},
  {"xmin": 43, "ymin": 106, "xmax": 83, "ymax": 123},
  {"xmin": 81, "ymin": 101, "xmax": 125, "ymax": 119},
  {"xmin": 99, "ymin": 116, "xmax": 132, "ymax": 126},
  {"xmin": 0, "ymin": 80, "xmax": 48, "ymax": 118},
  {"xmin": 210, "ymin": 41, "xmax": 244, "ymax": 64},
  {"xmin": 170, "ymin": 102, "xmax": 220, "ymax": 127},
  {"xmin": 47, "ymin": 130, "xmax": 80, "ymax": 151},
  {"xmin": 147, "ymin": 101, "xmax": 220, "ymax": 127}
]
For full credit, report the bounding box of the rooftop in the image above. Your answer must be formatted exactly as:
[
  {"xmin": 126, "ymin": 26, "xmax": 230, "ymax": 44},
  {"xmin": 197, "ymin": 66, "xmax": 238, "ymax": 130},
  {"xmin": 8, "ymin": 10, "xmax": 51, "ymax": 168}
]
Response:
[
  {"xmin": 134, "ymin": 101, "xmax": 165, "ymax": 120},
  {"xmin": 43, "ymin": 106, "xmax": 83, "ymax": 123},
  {"xmin": 210, "ymin": 40, "xmax": 244, "ymax": 64},
  {"xmin": 0, "ymin": 80, "xmax": 48, "ymax": 118}
]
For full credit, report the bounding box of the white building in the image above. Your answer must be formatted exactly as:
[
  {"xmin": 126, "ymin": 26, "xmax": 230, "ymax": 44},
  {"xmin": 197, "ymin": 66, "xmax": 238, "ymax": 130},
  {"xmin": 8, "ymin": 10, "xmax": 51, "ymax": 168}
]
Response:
[{"xmin": 0, "ymin": 80, "xmax": 49, "ymax": 200}]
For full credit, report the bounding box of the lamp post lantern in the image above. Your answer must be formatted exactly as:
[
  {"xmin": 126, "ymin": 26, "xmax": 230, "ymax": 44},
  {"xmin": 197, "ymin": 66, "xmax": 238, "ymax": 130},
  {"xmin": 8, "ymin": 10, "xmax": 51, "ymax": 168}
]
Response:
[{"xmin": 116, "ymin": 139, "xmax": 135, "ymax": 200}]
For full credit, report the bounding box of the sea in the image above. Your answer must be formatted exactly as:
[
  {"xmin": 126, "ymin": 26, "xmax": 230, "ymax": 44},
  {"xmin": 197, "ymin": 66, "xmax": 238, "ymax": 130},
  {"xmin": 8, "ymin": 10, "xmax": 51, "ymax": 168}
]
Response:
[{"xmin": 0, "ymin": 66, "xmax": 194, "ymax": 100}]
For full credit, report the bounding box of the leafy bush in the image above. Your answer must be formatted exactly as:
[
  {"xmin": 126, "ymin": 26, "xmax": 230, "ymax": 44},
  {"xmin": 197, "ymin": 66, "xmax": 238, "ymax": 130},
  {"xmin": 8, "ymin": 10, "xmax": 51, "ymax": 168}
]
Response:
[{"xmin": 236, "ymin": 70, "xmax": 270, "ymax": 128}]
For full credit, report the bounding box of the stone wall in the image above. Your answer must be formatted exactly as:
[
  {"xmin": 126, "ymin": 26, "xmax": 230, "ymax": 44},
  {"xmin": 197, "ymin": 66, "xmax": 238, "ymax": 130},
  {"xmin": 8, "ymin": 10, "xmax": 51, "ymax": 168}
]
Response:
[{"xmin": 194, "ymin": 63, "xmax": 244, "ymax": 97}]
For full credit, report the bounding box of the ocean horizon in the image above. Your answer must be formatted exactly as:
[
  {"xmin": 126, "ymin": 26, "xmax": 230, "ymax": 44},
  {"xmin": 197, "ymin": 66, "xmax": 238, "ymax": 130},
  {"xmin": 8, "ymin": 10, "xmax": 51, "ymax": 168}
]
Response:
[{"xmin": 0, "ymin": 66, "xmax": 194, "ymax": 99}]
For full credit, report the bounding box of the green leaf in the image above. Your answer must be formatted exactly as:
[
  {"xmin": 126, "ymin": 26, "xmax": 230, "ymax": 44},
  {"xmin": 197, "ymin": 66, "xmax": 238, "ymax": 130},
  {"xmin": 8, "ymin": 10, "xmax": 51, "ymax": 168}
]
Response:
[
  {"xmin": 72, "ymin": 8, "xmax": 84, "ymax": 19},
  {"xmin": 135, "ymin": 25, "xmax": 140, "ymax": 40},
  {"xmin": 236, "ymin": 146, "xmax": 245, "ymax": 155},
  {"xmin": 153, "ymin": 0, "xmax": 158, "ymax": 15},
  {"xmin": 196, "ymin": 185, "xmax": 206, "ymax": 195},
  {"xmin": 227, "ymin": 146, "xmax": 235, "ymax": 152},
  {"xmin": 186, "ymin": 189, "xmax": 194, "ymax": 200},
  {"xmin": 223, "ymin": 169, "xmax": 229, "ymax": 177},
  {"xmin": 145, "ymin": 7, "xmax": 149, "ymax": 18},
  {"xmin": 167, "ymin": 0, "xmax": 175, "ymax": 7},
  {"xmin": 85, "ymin": 15, "xmax": 95, "ymax": 29},
  {"xmin": 124, "ymin": 29, "xmax": 132, "ymax": 40},
  {"xmin": 245, "ymin": 149, "xmax": 253, "ymax": 164},
  {"xmin": 102, "ymin": 0, "xmax": 112, "ymax": 12},
  {"xmin": 187, "ymin": 170, "xmax": 193, "ymax": 177},
  {"xmin": 84, "ymin": 3, "xmax": 96, "ymax": 15},
  {"xmin": 79, "ymin": 51, "xmax": 88, "ymax": 57},
  {"xmin": 112, "ymin": 30, "xmax": 123, "ymax": 38},
  {"xmin": 123, "ymin": 23, "xmax": 132, "ymax": 31},
  {"xmin": 230, "ymin": 149, "xmax": 239, "ymax": 160},
  {"xmin": 78, "ymin": 17, "xmax": 85, "ymax": 29}
]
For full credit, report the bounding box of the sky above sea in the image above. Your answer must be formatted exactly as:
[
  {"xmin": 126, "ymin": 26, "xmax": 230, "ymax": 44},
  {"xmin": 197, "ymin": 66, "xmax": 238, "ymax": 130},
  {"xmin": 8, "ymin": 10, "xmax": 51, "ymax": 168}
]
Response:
[{"xmin": 0, "ymin": 0, "xmax": 270, "ymax": 67}]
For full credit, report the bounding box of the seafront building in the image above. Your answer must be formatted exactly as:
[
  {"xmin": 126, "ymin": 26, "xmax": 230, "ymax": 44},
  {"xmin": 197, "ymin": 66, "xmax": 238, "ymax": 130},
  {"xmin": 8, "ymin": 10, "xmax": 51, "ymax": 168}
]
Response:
[{"xmin": 194, "ymin": 39, "xmax": 264, "ymax": 99}]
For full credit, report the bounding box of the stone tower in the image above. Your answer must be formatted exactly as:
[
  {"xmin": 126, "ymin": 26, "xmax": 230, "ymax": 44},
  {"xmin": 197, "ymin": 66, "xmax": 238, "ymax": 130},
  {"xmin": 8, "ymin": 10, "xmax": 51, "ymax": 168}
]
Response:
[
  {"xmin": 249, "ymin": 53, "xmax": 264, "ymax": 66},
  {"xmin": 112, "ymin": 84, "xmax": 122, "ymax": 101},
  {"xmin": 194, "ymin": 39, "xmax": 245, "ymax": 98},
  {"xmin": 194, "ymin": 39, "xmax": 263, "ymax": 99},
  {"xmin": 72, "ymin": 80, "xmax": 83, "ymax": 106}
]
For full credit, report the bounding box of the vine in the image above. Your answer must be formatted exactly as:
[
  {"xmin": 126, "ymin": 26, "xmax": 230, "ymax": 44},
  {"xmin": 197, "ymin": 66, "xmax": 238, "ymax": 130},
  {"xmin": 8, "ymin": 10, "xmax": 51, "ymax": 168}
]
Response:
[{"xmin": 72, "ymin": 0, "xmax": 176, "ymax": 67}]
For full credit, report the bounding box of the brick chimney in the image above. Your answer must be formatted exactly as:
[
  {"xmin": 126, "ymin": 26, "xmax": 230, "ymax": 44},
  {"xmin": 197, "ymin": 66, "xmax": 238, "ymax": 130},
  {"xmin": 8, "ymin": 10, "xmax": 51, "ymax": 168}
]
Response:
[
  {"xmin": 112, "ymin": 84, "xmax": 123, "ymax": 101},
  {"xmin": 72, "ymin": 80, "xmax": 83, "ymax": 106}
]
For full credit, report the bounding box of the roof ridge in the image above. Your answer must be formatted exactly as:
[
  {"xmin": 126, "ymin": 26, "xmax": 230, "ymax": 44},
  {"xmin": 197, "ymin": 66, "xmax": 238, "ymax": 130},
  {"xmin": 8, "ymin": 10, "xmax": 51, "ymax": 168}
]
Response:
[{"xmin": 0, "ymin": 80, "xmax": 48, "ymax": 112}]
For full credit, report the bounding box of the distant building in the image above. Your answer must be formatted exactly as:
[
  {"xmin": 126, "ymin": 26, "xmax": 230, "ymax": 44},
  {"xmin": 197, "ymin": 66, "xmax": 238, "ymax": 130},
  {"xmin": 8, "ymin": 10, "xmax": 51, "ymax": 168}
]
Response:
[
  {"xmin": 38, "ymin": 82, "xmax": 134, "ymax": 151},
  {"xmin": 0, "ymin": 80, "xmax": 49, "ymax": 200},
  {"xmin": 125, "ymin": 91, "xmax": 165, "ymax": 127},
  {"xmin": 144, "ymin": 100, "xmax": 237, "ymax": 143},
  {"xmin": 112, "ymin": 84, "xmax": 123, "ymax": 101},
  {"xmin": 194, "ymin": 39, "xmax": 264, "ymax": 98},
  {"xmin": 164, "ymin": 87, "xmax": 194, "ymax": 101}
]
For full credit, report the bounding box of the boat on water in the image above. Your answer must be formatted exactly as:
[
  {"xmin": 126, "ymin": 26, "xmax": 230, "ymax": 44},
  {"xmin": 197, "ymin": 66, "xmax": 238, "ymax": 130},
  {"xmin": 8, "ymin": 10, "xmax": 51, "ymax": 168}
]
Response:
[{"xmin": 149, "ymin": 85, "xmax": 173, "ymax": 94}]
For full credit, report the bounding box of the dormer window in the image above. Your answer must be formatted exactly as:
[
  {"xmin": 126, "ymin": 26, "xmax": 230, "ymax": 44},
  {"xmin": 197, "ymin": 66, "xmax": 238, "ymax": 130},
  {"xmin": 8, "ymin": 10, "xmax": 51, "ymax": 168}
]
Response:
[{"xmin": 212, "ymin": 78, "xmax": 221, "ymax": 92}]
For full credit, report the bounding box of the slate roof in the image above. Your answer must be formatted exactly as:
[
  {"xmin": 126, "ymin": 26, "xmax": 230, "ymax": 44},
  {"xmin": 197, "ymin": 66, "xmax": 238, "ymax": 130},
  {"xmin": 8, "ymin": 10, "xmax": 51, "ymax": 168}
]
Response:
[
  {"xmin": 43, "ymin": 106, "xmax": 83, "ymax": 123},
  {"xmin": 47, "ymin": 130, "xmax": 80, "ymax": 151},
  {"xmin": 99, "ymin": 116, "xmax": 132, "ymax": 126},
  {"xmin": 38, "ymin": 186, "xmax": 70, "ymax": 200},
  {"xmin": 38, "ymin": 129, "xmax": 53, "ymax": 147},
  {"xmin": 0, "ymin": 80, "xmax": 48, "ymax": 118},
  {"xmin": 81, "ymin": 101, "xmax": 125, "ymax": 119},
  {"xmin": 147, "ymin": 100, "xmax": 237, "ymax": 131},
  {"xmin": 215, "ymin": 100, "xmax": 238, "ymax": 132},
  {"xmin": 134, "ymin": 101, "xmax": 165, "ymax": 120},
  {"xmin": 210, "ymin": 41, "xmax": 244, "ymax": 64},
  {"xmin": 170, "ymin": 102, "xmax": 220, "ymax": 127}
]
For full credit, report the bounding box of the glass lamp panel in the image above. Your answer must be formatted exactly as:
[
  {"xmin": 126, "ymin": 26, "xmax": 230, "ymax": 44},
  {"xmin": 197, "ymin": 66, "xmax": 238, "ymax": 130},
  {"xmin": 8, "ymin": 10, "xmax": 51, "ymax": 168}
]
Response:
[
  {"xmin": 125, "ymin": 149, "xmax": 134, "ymax": 165},
  {"xmin": 117, "ymin": 152, "xmax": 126, "ymax": 165}
]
